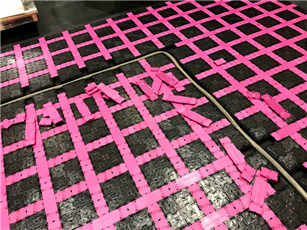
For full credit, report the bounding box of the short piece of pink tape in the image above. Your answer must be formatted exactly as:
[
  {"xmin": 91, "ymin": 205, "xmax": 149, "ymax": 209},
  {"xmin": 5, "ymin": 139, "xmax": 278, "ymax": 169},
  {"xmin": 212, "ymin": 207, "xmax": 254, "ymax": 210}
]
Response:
[
  {"xmin": 25, "ymin": 118, "xmax": 36, "ymax": 146},
  {"xmin": 247, "ymin": 91, "xmax": 261, "ymax": 99},
  {"xmin": 97, "ymin": 83, "xmax": 125, "ymax": 104},
  {"xmin": 303, "ymin": 162, "xmax": 307, "ymax": 169},
  {"xmin": 214, "ymin": 58, "xmax": 226, "ymax": 66},
  {"xmin": 260, "ymin": 167, "xmax": 278, "ymax": 182},
  {"xmin": 163, "ymin": 93, "xmax": 197, "ymax": 105},
  {"xmin": 44, "ymin": 102, "xmax": 63, "ymax": 124},
  {"xmin": 134, "ymin": 80, "xmax": 158, "ymax": 101},
  {"xmin": 39, "ymin": 118, "xmax": 52, "ymax": 126},
  {"xmin": 249, "ymin": 174, "xmax": 267, "ymax": 215},
  {"xmin": 177, "ymin": 106, "xmax": 212, "ymax": 127},
  {"xmin": 262, "ymin": 94, "xmax": 291, "ymax": 119},
  {"xmin": 241, "ymin": 164, "xmax": 256, "ymax": 183},
  {"xmin": 152, "ymin": 78, "xmax": 162, "ymax": 95},
  {"xmin": 219, "ymin": 137, "xmax": 245, "ymax": 172},
  {"xmin": 85, "ymin": 83, "xmax": 100, "ymax": 96},
  {"xmin": 75, "ymin": 98, "xmax": 94, "ymax": 122},
  {"xmin": 156, "ymin": 72, "xmax": 178, "ymax": 86}
]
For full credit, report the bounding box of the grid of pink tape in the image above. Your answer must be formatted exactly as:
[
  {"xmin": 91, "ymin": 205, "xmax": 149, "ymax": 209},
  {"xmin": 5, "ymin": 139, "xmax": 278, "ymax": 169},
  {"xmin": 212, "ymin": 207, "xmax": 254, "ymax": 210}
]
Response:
[
  {"xmin": 1, "ymin": 55, "xmax": 287, "ymax": 230},
  {"xmin": 170, "ymin": 1, "xmax": 307, "ymax": 157}
]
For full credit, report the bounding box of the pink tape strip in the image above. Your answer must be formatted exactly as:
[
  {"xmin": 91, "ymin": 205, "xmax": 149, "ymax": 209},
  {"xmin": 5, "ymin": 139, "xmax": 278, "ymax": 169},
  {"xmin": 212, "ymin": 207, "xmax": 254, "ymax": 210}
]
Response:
[
  {"xmin": 58, "ymin": 93, "xmax": 110, "ymax": 217},
  {"xmin": 247, "ymin": 91, "xmax": 261, "ymax": 99},
  {"xmin": 304, "ymin": 162, "xmax": 307, "ymax": 169},
  {"xmin": 260, "ymin": 167, "xmax": 278, "ymax": 182},
  {"xmin": 25, "ymin": 113, "xmax": 36, "ymax": 146},
  {"xmin": 62, "ymin": 31, "xmax": 86, "ymax": 68},
  {"xmin": 152, "ymin": 78, "xmax": 162, "ymax": 95},
  {"xmin": 177, "ymin": 106, "xmax": 212, "ymax": 127},
  {"xmin": 262, "ymin": 94, "xmax": 291, "ymax": 120},
  {"xmin": 156, "ymin": 72, "xmax": 178, "ymax": 86},
  {"xmin": 0, "ymin": 131, "xmax": 9, "ymax": 229},
  {"xmin": 162, "ymin": 93, "xmax": 197, "ymax": 105},
  {"xmin": 97, "ymin": 83, "xmax": 125, "ymax": 104},
  {"xmin": 201, "ymin": 208, "xmax": 229, "ymax": 230},
  {"xmin": 25, "ymin": 104, "xmax": 62, "ymax": 229},
  {"xmin": 84, "ymin": 24, "xmax": 112, "ymax": 60},
  {"xmin": 43, "ymin": 102, "xmax": 63, "ymax": 124},
  {"xmin": 39, "ymin": 117, "xmax": 52, "ymax": 126},
  {"xmin": 13, "ymin": 44, "xmax": 29, "ymax": 87},
  {"xmin": 135, "ymin": 80, "xmax": 158, "ymax": 101},
  {"xmin": 271, "ymin": 123, "xmax": 301, "ymax": 141},
  {"xmin": 214, "ymin": 58, "xmax": 226, "ymax": 66},
  {"xmin": 176, "ymin": 171, "xmax": 201, "ymax": 189},
  {"xmin": 219, "ymin": 137, "xmax": 245, "ymax": 172},
  {"xmin": 250, "ymin": 173, "xmax": 267, "ymax": 215},
  {"xmin": 241, "ymin": 164, "xmax": 256, "ymax": 183},
  {"xmin": 38, "ymin": 37, "xmax": 58, "ymax": 78},
  {"xmin": 105, "ymin": 18, "xmax": 141, "ymax": 57},
  {"xmin": 75, "ymin": 98, "xmax": 94, "ymax": 122}
]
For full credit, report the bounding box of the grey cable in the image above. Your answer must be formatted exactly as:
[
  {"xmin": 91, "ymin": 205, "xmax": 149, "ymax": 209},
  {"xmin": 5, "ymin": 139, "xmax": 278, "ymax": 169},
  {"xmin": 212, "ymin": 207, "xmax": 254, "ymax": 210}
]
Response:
[{"xmin": 2, "ymin": 51, "xmax": 307, "ymax": 200}]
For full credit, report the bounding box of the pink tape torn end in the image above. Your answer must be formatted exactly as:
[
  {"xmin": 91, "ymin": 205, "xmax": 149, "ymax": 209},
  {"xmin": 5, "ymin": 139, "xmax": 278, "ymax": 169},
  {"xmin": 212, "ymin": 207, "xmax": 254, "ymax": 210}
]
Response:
[
  {"xmin": 163, "ymin": 93, "xmax": 197, "ymax": 105},
  {"xmin": 177, "ymin": 106, "xmax": 212, "ymax": 127},
  {"xmin": 260, "ymin": 167, "xmax": 278, "ymax": 182},
  {"xmin": 44, "ymin": 102, "xmax": 63, "ymax": 124},
  {"xmin": 1, "ymin": 119, "xmax": 13, "ymax": 129},
  {"xmin": 262, "ymin": 94, "xmax": 291, "ymax": 120}
]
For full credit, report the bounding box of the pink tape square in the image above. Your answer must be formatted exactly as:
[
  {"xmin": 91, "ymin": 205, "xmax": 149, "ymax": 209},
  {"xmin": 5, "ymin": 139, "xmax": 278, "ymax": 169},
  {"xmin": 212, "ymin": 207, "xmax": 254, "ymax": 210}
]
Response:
[
  {"xmin": 44, "ymin": 102, "xmax": 63, "ymax": 124},
  {"xmin": 241, "ymin": 164, "xmax": 256, "ymax": 183},
  {"xmin": 260, "ymin": 167, "xmax": 278, "ymax": 182},
  {"xmin": 214, "ymin": 58, "xmax": 226, "ymax": 66}
]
